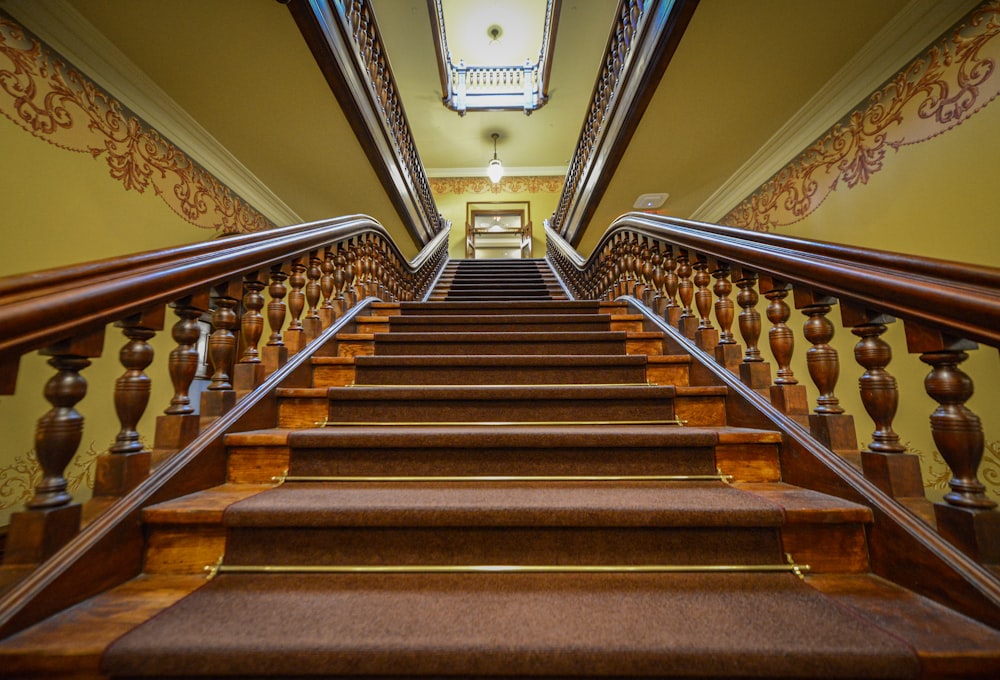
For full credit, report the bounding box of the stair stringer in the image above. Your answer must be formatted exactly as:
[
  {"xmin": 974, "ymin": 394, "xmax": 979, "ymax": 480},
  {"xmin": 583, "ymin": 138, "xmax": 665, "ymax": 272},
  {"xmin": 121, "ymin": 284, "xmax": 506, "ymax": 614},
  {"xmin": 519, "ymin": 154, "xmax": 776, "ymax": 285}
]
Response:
[
  {"xmin": 618, "ymin": 295, "xmax": 1000, "ymax": 630},
  {"xmin": 0, "ymin": 301, "xmax": 378, "ymax": 639}
]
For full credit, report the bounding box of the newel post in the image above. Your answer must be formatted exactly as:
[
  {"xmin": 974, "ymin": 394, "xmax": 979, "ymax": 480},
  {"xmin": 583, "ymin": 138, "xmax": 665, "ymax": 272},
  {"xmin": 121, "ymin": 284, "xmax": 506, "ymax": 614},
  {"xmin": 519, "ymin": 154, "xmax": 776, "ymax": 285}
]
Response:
[{"xmin": 905, "ymin": 322, "xmax": 1000, "ymax": 563}]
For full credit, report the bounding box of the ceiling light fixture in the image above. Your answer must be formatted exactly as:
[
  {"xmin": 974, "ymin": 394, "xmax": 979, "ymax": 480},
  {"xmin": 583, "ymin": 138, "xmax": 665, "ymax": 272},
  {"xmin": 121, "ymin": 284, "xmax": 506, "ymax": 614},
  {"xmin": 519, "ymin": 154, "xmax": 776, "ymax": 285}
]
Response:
[{"xmin": 487, "ymin": 133, "xmax": 504, "ymax": 184}]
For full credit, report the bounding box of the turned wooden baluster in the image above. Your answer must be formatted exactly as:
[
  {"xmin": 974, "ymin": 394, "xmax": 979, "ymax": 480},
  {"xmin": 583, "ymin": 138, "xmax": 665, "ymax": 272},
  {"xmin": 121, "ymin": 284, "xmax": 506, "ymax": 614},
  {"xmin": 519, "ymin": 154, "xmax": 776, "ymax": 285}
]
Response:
[
  {"xmin": 320, "ymin": 248, "xmax": 336, "ymax": 326},
  {"xmin": 662, "ymin": 247, "xmax": 680, "ymax": 325},
  {"xmin": 756, "ymin": 277, "xmax": 808, "ymax": 420},
  {"xmin": 267, "ymin": 265, "xmax": 288, "ymax": 348},
  {"xmin": 334, "ymin": 247, "xmax": 348, "ymax": 313},
  {"xmin": 639, "ymin": 239, "xmax": 653, "ymax": 305},
  {"xmin": 922, "ymin": 348, "xmax": 994, "ymax": 509},
  {"xmin": 795, "ymin": 290, "xmax": 858, "ymax": 454},
  {"xmin": 31, "ymin": 356, "xmax": 91, "ymax": 509},
  {"xmin": 233, "ymin": 273, "xmax": 267, "ymax": 393},
  {"xmin": 345, "ymin": 242, "xmax": 359, "ymax": 305},
  {"xmin": 650, "ymin": 245, "xmax": 665, "ymax": 315},
  {"xmin": 693, "ymin": 259, "xmax": 714, "ymax": 330},
  {"xmin": 285, "ymin": 258, "xmax": 307, "ymax": 353},
  {"xmin": 800, "ymin": 298, "xmax": 843, "ymax": 415},
  {"xmin": 3, "ymin": 331, "xmax": 105, "ymax": 565},
  {"xmin": 711, "ymin": 263, "xmax": 742, "ymax": 369},
  {"xmin": 164, "ymin": 301, "xmax": 205, "ymax": 415},
  {"xmin": 852, "ymin": 317, "xmax": 904, "ymax": 453},
  {"xmin": 675, "ymin": 252, "xmax": 694, "ymax": 334},
  {"xmin": 764, "ymin": 283, "xmax": 797, "ymax": 386},
  {"xmin": 905, "ymin": 324, "xmax": 1000, "ymax": 562},
  {"xmin": 110, "ymin": 313, "xmax": 161, "ymax": 455},
  {"xmin": 303, "ymin": 253, "xmax": 323, "ymax": 340},
  {"xmin": 239, "ymin": 273, "xmax": 266, "ymax": 365},
  {"xmin": 207, "ymin": 291, "xmax": 239, "ymax": 391}
]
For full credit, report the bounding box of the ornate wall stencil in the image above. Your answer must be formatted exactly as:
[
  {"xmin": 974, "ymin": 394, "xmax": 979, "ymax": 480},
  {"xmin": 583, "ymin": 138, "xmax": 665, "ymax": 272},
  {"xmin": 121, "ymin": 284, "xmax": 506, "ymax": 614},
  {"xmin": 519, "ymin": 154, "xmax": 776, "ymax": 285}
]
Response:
[
  {"xmin": 430, "ymin": 176, "xmax": 565, "ymax": 195},
  {"xmin": 0, "ymin": 441, "xmax": 101, "ymax": 513},
  {"xmin": 722, "ymin": 1, "xmax": 1000, "ymax": 231},
  {"xmin": 0, "ymin": 12, "xmax": 274, "ymax": 234}
]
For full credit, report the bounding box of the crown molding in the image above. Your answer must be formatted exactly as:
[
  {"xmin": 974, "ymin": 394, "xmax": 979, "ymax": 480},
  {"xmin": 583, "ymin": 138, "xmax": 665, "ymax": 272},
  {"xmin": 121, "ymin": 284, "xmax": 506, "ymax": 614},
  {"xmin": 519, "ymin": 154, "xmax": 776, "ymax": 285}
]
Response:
[
  {"xmin": 0, "ymin": 0, "xmax": 302, "ymax": 227},
  {"xmin": 690, "ymin": 0, "xmax": 981, "ymax": 223},
  {"xmin": 425, "ymin": 166, "xmax": 568, "ymax": 178}
]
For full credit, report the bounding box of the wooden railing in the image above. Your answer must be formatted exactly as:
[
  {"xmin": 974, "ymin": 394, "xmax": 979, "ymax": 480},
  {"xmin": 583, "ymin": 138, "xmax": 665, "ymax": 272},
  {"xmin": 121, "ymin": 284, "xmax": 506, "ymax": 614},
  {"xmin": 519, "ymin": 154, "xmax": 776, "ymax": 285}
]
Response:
[
  {"xmin": 547, "ymin": 213, "xmax": 1000, "ymax": 565},
  {"xmin": 548, "ymin": 0, "xmax": 698, "ymax": 245},
  {"xmin": 0, "ymin": 217, "xmax": 447, "ymax": 567},
  {"xmin": 284, "ymin": 0, "xmax": 443, "ymax": 244}
]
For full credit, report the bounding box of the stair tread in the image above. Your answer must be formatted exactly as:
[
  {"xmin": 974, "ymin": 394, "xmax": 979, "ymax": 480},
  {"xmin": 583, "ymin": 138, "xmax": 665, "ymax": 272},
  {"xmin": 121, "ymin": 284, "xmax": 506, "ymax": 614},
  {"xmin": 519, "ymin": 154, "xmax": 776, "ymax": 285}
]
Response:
[
  {"xmin": 0, "ymin": 574, "xmax": 205, "ymax": 676},
  {"xmin": 224, "ymin": 481, "xmax": 785, "ymax": 528},
  {"xmin": 734, "ymin": 482, "xmax": 873, "ymax": 523},
  {"xmin": 226, "ymin": 424, "xmax": 781, "ymax": 447},
  {"xmin": 143, "ymin": 484, "xmax": 275, "ymax": 524},
  {"xmin": 101, "ymin": 572, "xmax": 921, "ymax": 678},
  {"xmin": 346, "ymin": 353, "xmax": 651, "ymax": 367},
  {"xmin": 371, "ymin": 331, "xmax": 628, "ymax": 341}
]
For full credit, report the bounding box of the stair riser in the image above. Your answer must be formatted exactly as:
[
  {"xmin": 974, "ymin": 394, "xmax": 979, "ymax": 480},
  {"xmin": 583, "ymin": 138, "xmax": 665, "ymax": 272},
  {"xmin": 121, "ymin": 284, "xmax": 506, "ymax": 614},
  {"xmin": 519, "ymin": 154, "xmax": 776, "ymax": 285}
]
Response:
[
  {"xmin": 288, "ymin": 445, "xmax": 718, "ymax": 477},
  {"xmin": 144, "ymin": 526, "xmax": 226, "ymax": 575},
  {"xmin": 387, "ymin": 321, "xmax": 612, "ymax": 333},
  {"xmin": 223, "ymin": 527, "xmax": 785, "ymax": 567},
  {"xmin": 373, "ymin": 339, "xmax": 628, "ymax": 355},
  {"xmin": 350, "ymin": 363, "xmax": 648, "ymax": 385},
  {"xmin": 323, "ymin": 395, "xmax": 676, "ymax": 423},
  {"xmin": 399, "ymin": 302, "xmax": 606, "ymax": 315}
]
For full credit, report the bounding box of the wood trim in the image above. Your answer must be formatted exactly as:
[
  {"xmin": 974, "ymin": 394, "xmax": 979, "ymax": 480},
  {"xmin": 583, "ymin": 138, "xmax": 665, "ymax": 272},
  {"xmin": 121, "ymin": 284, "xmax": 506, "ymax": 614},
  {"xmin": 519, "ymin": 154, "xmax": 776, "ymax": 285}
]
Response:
[
  {"xmin": 283, "ymin": 0, "xmax": 440, "ymax": 246},
  {"xmin": 626, "ymin": 300, "xmax": 1000, "ymax": 629},
  {"xmin": 558, "ymin": 0, "xmax": 700, "ymax": 247},
  {"xmin": 0, "ymin": 305, "xmax": 371, "ymax": 638},
  {"xmin": 548, "ymin": 214, "xmax": 1000, "ymax": 347},
  {"xmin": 0, "ymin": 218, "xmax": 448, "ymax": 383}
]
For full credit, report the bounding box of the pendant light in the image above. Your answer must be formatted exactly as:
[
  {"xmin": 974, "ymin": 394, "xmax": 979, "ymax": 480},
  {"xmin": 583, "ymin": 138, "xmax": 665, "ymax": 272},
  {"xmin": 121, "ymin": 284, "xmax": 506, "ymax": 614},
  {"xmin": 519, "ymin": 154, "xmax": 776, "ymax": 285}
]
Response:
[{"xmin": 487, "ymin": 132, "xmax": 504, "ymax": 184}]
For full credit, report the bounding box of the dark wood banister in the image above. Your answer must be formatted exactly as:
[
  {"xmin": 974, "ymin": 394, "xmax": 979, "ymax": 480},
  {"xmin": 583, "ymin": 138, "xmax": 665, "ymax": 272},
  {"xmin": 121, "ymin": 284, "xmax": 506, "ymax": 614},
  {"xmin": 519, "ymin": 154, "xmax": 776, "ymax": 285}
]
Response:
[
  {"xmin": 550, "ymin": 213, "xmax": 1000, "ymax": 346},
  {"xmin": 284, "ymin": 0, "xmax": 443, "ymax": 245},
  {"xmin": 546, "ymin": 213, "xmax": 1000, "ymax": 626},
  {"xmin": 0, "ymin": 216, "xmax": 446, "ymax": 389},
  {"xmin": 0, "ymin": 217, "xmax": 447, "ymax": 636},
  {"xmin": 549, "ymin": 0, "xmax": 699, "ymax": 245}
]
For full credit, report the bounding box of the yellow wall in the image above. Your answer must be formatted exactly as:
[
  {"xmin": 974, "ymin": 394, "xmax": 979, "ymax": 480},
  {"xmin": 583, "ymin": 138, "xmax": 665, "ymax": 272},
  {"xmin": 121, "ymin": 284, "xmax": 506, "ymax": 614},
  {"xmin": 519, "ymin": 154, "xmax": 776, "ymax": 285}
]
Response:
[
  {"xmin": 0, "ymin": 114, "xmax": 216, "ymax": 526},
  {"xmin": 430, "ymin": 177, "xmax": 563, "ymax": 260},
  {"xmin": 766, "ymin": 93, "xmax": 1000, "ymax": 502}
]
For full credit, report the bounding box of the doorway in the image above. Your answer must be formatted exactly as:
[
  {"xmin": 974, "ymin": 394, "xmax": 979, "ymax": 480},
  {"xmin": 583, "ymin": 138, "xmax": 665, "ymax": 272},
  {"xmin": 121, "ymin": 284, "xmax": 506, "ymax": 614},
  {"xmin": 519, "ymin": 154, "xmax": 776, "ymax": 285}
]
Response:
[{"xmin": 466, "ymin": 201, "xmax": 532, "ymax": 259}]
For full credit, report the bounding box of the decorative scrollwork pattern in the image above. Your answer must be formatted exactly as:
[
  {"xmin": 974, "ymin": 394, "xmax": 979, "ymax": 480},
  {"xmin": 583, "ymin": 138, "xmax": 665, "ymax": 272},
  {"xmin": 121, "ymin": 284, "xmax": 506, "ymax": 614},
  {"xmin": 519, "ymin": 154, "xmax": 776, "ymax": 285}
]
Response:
[
  {"xmin": 722, "ymin": 1, "xmax": 1000, "ymax": 231},
  {"xmin": 0, "ymin": 12, "xmax": 273, "ymax": 234},
  {"xmin": 430, "ymin": 176, "xmax": 565, "ymax": 195},
  {"xmin": 0, "ymin": 441, "xmax": 101, "ymax": 514}
]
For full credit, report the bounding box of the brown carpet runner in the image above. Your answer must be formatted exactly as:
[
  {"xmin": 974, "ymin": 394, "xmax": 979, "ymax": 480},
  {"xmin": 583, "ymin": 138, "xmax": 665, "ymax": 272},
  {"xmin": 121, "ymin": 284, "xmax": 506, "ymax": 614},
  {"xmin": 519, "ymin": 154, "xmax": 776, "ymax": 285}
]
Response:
[{"xmin": 104, "ymin": 572, "xmax": 918, "ymax": 678}]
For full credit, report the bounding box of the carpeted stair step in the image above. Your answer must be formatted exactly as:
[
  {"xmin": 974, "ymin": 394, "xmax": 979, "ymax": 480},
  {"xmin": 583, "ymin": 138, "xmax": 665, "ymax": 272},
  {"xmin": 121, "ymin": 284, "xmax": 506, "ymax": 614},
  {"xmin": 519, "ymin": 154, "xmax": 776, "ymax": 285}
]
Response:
[
  {"xmin": 323, "ymin": 383, "xmax": 678, "ymax": 423},
  {"xmin": 386, "ymin": 313, "xmax": 615, "ymax": 333},
  {"xmin": 399, "ymin": 300, "xmax": 609, "ymax": 315},
  {"xmin": 219, "ymin": 481, "xmax": 786, "ymax": 567},
  {"xmin": 344, "ymin": 354, "xmax": 651, "ymax": 385},
  {"xmin": 370, "ymin": 330, "xmax": 629, "ymax": 355},
  {"xmin": 100, "ymin": 571, "xmax": 923, "ymax": 678},
  {"xmin": 223, "ymin": 425, "xmax": 783, "ymax": 484}
]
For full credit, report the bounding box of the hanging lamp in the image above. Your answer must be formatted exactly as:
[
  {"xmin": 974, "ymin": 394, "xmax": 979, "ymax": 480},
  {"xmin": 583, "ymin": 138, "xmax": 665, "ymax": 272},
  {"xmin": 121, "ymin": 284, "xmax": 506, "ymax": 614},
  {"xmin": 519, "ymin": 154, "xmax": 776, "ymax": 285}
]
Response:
[{"xmin": 487, "ymin": 133, "xmax": 504, "ymax": 184}]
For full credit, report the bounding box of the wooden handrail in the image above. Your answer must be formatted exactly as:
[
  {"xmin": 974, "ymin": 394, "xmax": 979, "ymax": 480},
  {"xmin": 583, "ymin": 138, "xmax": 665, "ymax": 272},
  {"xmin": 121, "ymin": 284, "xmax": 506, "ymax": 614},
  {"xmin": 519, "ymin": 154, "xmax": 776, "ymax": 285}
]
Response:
[
  {"xmin": 0, "ymin": 216, "xmax": 446, "ymax": 377},
  {"xmin": 549, "ymin": 0, "xmax": 698, "ymax": 245},
  {"xmin": 551, "ymin": 213, "xmax": 1000, "ymax": 346},
  {"xmin": 0, "ymin": 217, "xmax": 446, "ymax": 576},
  {"xmin": 284, "ymin": 0, "xmax": 443, "ymax": 244},
  {"xmin": 547, "ymin": 213, "xmax": 1000, "ymax": 576}
]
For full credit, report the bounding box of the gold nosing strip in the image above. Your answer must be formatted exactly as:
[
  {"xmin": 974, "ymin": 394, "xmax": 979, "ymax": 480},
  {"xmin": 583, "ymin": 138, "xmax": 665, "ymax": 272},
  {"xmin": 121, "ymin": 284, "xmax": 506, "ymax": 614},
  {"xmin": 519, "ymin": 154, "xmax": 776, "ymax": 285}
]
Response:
[
  {"xmin": 346, "ymin": 383, "xmax": 655, "ymax": 388},
  {"xmin": 206, "ymin": 562, "xmax": 810, "ymax": 580},
  {"xmin": 314, "ymin": 419, "xmax": 687, "ymax": 427},
  {"xmin": 272, "ymin": 474, "xmax": 733, "ymax": 484}
]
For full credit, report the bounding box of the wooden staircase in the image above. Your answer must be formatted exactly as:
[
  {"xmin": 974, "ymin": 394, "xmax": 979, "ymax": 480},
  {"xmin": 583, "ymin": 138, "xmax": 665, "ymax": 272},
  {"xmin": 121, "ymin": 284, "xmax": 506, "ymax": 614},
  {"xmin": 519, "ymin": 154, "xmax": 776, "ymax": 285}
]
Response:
[{"xmin": 2, "ymin": 260, "xmax": 999, "ymax": 678}]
